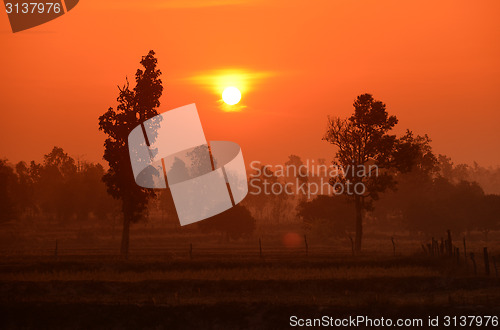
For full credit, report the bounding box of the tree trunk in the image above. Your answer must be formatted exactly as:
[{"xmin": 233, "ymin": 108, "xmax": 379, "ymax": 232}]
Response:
[
  {"xmin": 354, "ymin": 195, "xmax": 363, "ymax": 253},
  {"xmin": 120, "ymin": 212, "xmax": 131, "ymax": 259}
]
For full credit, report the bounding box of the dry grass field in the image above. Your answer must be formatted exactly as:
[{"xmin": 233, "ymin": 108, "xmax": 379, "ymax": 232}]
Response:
[{"xmin": 1, "ymin": 222, "xmax": 500, "ymax": 329}]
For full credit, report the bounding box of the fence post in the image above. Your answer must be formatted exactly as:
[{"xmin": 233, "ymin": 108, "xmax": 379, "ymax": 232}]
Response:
[
  {"xmin": 349, "ymin": 236, "xmax": 354, "ymax": 256},
  {"xmin": 484, "ymin": 247, "xmax": 490, "ymax": 276},
  {"xmin": 304, "ymin": 234, "xmax": 308, "ymax": 257},
  {"xmin": 447, "ymin": 230, "xmax": 453, "ymax": 257},
  {"xmin": 470, "ymin": 252, "xmax": 477, "ymax": 276},
  {"xmin": 259, "ymin": 238, "xmax": 262, "ymax": 258},
  {"xmin": 391, "ymin": 237, "xmax": 396, "ymax": 256},
  {"xmin": 493, "ymin": 257, "xmax": 498, "ymax": 277},
  {"xmin": 463, "ymin": 237, "xmax": 467, "ymax": 259}
]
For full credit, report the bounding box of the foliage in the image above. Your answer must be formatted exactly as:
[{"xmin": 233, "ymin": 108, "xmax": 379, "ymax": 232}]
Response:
[
  {"xmin": 0, "ymin": 148, "xmax": 118, "ymax": 224},
  {"xmin": 298, "ymin": 195, "xmax": 354, "ymax": 239},
  {"xmin": 198, "ymin": 205, "xmax": 256, "ymax": 240},
  {"xmin": 0, "ymin": 159, "xmax": 20, "ymax": 222},
  {"xmin": 98, "ymin": 50, "xmax": 163, "ymax": 257},
  {"xmin": 323, "ymin": 93, "xmax": 422, "ymax": 251}
]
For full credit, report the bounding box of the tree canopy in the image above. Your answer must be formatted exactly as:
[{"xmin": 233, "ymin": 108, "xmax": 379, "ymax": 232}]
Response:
[{"xmin": 98, "ymin": 50, "xmax": 163, "ymax": 257}]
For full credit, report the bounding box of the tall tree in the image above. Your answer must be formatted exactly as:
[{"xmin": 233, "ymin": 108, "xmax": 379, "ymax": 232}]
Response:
[
  {"xmin": 323, "ymin": 93, "xmax": 419, "ymax": 252},
  {"xmin": 98, "ymin": 50, "xmax": 163, "ymax": 258}
]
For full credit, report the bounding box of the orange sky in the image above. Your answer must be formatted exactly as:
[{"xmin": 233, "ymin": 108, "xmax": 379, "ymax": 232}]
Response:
[{"xmin": 1, "ymin": 0, "xmax": 499, "ymax": 167}]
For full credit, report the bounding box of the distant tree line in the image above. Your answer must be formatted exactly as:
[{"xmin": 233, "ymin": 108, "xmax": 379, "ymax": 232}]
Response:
[
  {"xmin": 294, "ymin": 153, "xmax": 500, "ymax": 240},
  {"xmin": 0, "ymin": 146, "xmax": 119, "ymax": 224},
  {"xmin": 374, "ymin": 153, "xmax": 500, "ymax": 239},
  {"xmin": 2, "ymin": 144, "xmax": 497, "ymax": 241}
]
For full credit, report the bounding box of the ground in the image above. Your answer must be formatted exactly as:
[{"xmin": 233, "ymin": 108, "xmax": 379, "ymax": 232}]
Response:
[{"xmin": 1, "ymin": 223, "xmax": 499, "ymax": 329}]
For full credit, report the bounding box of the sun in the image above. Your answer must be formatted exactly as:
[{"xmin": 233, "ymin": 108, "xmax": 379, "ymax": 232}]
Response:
[{"xmin": 222, "ymin": 86, "xmax": 241, "ymax": 105}]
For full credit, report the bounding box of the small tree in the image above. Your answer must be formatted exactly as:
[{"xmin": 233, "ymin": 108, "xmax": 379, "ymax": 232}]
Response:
[
  {"xmin": 298, "ymin": 195, "xmax": 354, "ymax": 240},
  {"xmin": 323, "ymin": 93, "xmax": 419, "ymax": 252},
  {"xmin": 198, "ymin": 205, "xmax": 256, "ymax": 240},
  {"xmin": 98, "ymin": 50, "xmax": 163, "ymax": 258}
]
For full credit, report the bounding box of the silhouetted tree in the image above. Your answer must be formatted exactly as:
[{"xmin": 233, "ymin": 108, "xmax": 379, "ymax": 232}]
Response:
[
  {"xmin": 14, "ymin": 161, "xmax": 36, "ymax": 218},
  {"xmin": 98, "ymin": 50, "xmax": 163, "ymax": 258},
  {"xmin": 36, "ymin": 147, "xmax": 77, "ymax": 222},
  {"xmin": 438, "ymin": 154, "xmax": 470, "ymax": 183},
  {"xmin": 198, "ymin": 204, "xmax": 256, "ymax": 240},
  {"xmin": 298, "ymin": 195, "xmax": 354, "ymax": 239},
  {"xmin": 374, "ymin": 144, "xmax": 500, "ymax": 237},
  {"xmin": 478, "ymin": 194, "xmax": 500, "ymax": 240},
  {"xmin": 323, "ymin": 94, "xmax": 420, "ymax": 252},
  {"xmin": 469, "ymin": 163, "xmax": 500, "ymax": 195},
  {"xmin": 0, "ymin": 159, "xmax": 20, "ymax": 222},
  {"xmin": 404, "ymin": 179, "xmax": 485, "ymax": 235},
  {"xmin": 77, "ymin": 162, "xmax": 120, "ymax": 222},
  {"xmin": 438, "ymin": 155, "xmax": 500, "ymax": 195},
  {"xmin": 167, "ymin": 157, "xmax": 190, "ymax": 183},
  {"xmin": 284, "ymin": 154, "xmax": 308, "ymax": 202},
  {"xmin": 372, "ymin": 133, "xmax": 438, "ymax": 232},
  {"xmin": 246, "ymin": 165, "xmax": 292, "ymax": 224},
  {"xmin": 187, "ymin": 145, "xmax": 213, "ymax": 177},
  {"xmin": 18, "ymin": 147, "xmax": 117, "ymax": 224},
  {"xmin": 284, "ymin": 155, "xmax": 308, "ymax": 184}
]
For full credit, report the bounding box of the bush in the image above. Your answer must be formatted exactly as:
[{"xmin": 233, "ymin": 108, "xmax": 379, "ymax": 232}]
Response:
[{"xmin": 198, "ymin": 205, "xmax": 256, "ymax": 240}]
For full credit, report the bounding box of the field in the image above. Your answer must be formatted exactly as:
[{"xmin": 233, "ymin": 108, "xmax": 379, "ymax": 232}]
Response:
[{"xmin": 1, "ymin": 223, "xmax": 500, "ymax": 329}]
